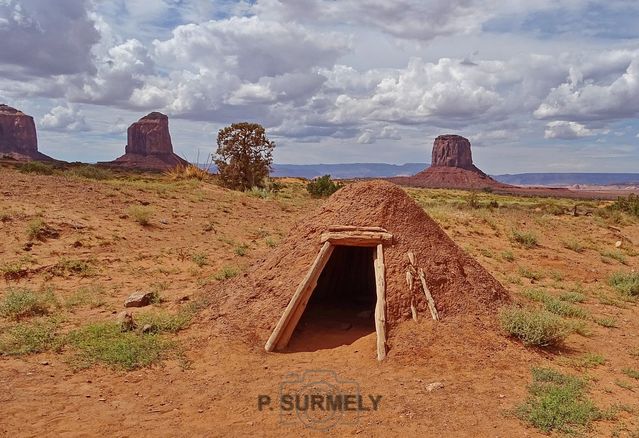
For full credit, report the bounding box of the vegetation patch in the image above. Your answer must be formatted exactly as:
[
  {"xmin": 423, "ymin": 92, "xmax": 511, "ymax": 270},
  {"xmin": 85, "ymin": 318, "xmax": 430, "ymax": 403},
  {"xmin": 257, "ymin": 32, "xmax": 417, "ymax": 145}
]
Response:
[
  {"xmin": 608, "ymin": 272, "xmax": 639, "ymax": 297},
  {"xmin": 127, "ymin": 205, "xmax": 154, "ymax": 226},
  {"xmin": 511, "ymin": 230, "xmax": 538, "ymax": 248},
  {"xmin": 64, "ymin": 284, "xmax": 106, "ymax": 309},
  {"xmin": 66, "ymin": 165, "xmax": 113, "ymax": 180},
  {"xmin": 190, "ymin": 252, "xmax": 209, "ymax": 268},
  {"xmin": 234, "ymin": 244, "xmax": 248, "ymax": 256},
  {"xmin": 26, "ymin": 217, "xmax": 58, "ymax": 240},
  {"xmin": 608, "ymin": 194, "xmax": 639, "ymax": 218},
  {"xmin": 622, "ymin": 369, "xmax": 639, "ymax": 380},
  {"xmin": 559, "ymin": 291, "xmax": 586, "ymax": 303},
  {"xmin": 563, "ymin": 239, "xmax": 585, "ymax": 253},
  {"xmin": 518, "ymin": 267, "xmax": 544, "ymax": 281},
  {"xmin": 213, "ymin": 265, "xmax": 240, "ymax": 281},
  {"xmin": 516, "ymin": 367, "xmax": 605, "ymax": 434},
  {"xmin": 67, "ymin": 322, "xmax": 173, "ymax": 370},
  {"xmin": 50, "ymin": 258, "xmax": 94, "ymax": 277},
  {"xmin": 600, "ymin": 249, "xmax": 627, "ymax": 265},
  {"xmin": 0, "ymin": 287, "xmax": 58, "ymax": 320},
  {"xmin": 0, "ymin": 318, "xmax": 60, "ymax": 355},
  {"xmin": 307, "ymin": 175, "xmax": 343, "ymax": 198},
  {"xmin": 522, "ymin": 289, "xmax": 589, "ymax": 319},
  {"xmin": 594, "ymin": 317, "xmax": 617, "ymax": 328},
  {"xmin": 137, "ymin": 310, "xmax": 193, "ymax": 334},
  {"xmin": 17, "ymin": 161, "xmax": 55, "ymax": 175},
  {"xmin": 499, "ymin": 306, "xmax": 572, "ymax": 347}
]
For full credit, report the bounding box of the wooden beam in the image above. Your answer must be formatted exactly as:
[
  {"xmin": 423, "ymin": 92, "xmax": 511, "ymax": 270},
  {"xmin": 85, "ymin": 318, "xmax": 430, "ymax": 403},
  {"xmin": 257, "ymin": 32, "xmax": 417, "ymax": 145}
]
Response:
[
  {"xmin": 328, "ymin": 225, "xmax": 388, "ymax": 233},
  {"xmin": 407, "ymin": 251, "xmax": 416, "ymax": 267},
  {"xmin": 374, "ymin": 244, "xmax": 387, "ymax": 361},
  {"xmin": 320, "ymin": 231, "xmax": 393, "ymax": 247},
  {"xmin": 418, "ymin": 268, "xmax": 440, "ymax": 321},
  {"xmin": 265, "ymin": 242, "xmax": 334, "ymax": 352}
]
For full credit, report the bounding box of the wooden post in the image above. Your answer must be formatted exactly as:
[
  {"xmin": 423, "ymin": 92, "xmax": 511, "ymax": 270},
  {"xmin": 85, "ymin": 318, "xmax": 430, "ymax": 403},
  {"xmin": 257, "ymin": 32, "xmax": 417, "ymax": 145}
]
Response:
[
  {"xmin": 406, "ymin": 270, "xmax": 417, "ymax": 322},
  {"xmin": 418, "ymin": 268, "xmax": 440, "ymax": 321},
  {"xmin": 265, "ymin": 242, "xmax": 334, "ymax": 351},
  {"xmin": 374, "ymin": 244, "xmax": 387, "ymax": 361}
]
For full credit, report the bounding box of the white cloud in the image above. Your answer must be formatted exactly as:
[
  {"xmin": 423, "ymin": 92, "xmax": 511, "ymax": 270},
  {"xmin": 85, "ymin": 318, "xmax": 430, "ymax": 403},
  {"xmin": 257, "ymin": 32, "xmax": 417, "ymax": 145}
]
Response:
[
  {"xmin": 544, "ymin": 121, "xmax": 593, "ymax": 139},
  {"xmin": 41, "ymin": 104, "xmax": 90, "ymax": 132}
]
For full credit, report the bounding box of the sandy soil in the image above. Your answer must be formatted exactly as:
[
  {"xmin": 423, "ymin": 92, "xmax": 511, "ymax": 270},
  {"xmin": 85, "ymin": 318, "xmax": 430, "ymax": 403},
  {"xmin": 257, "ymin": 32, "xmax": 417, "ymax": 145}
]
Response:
[{"xmin": 1, "ymin": 164, "xmax": 639, "ymax": 437}]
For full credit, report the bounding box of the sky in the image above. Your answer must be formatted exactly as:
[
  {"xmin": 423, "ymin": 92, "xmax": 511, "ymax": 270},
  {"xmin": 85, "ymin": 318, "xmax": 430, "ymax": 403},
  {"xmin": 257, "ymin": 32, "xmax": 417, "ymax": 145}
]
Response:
[{"xmin": 1, "ymin": 0, "xmax": 638, "ymax": 173}]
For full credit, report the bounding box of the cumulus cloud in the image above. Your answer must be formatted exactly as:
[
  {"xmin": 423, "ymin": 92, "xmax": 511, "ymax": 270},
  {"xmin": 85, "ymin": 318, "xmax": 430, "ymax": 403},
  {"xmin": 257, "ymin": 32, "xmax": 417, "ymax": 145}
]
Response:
[
  {"xmin": 0, "ymin": 0, "xmax": 99, "ymax": 76},
  {"xmin": 41, "ymin": 105, "xmax": 90, "ymax": 132},
  {"xmin": 544, "ymin": 121, "xmax": 594, "ymax": 139}
]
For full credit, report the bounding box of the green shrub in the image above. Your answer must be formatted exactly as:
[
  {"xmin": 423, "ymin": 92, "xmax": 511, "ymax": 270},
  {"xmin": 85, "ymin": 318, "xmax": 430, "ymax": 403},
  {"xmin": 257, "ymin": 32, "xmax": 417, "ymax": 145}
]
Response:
[
  {"xmin": 608, "ymin": 272, "xmax": 639, "ymax": 297},
  {"xmin": 516, "ymin": 367, "xmax": 603, "ymax": 434},
  {"xmin": 50, "ymin": 258, "xmax": 94, "ymax": 277},
  {"xmin": 499, "ymin": 306, "xmax": 572, "ymax": 347},
  {"xmin": 594, "ymin": 317, "xmax": 617, "ymax": 328},
  {"xmin": 234, "ymin": 244, "xmax": 248, "ymax": 256},
  {"xmin": 501, "ymin": 250, "xmax": 515, "ymax": 262},
  {"xmin": 518, "ymin": 267, "xmax": 543, "ymax": 281},
  {"xmin": 190, "ymin": 252, "xmax": 208, "ymax": 268},
  {"xmin": 559, "ymin": 291, "xmax": 586, "ymax": 303},
  {"xmin": 0, "ymin": 319, "xmax": 60, "ymax": 355},
  {"xmin": 608, "ymin": 194, "xmax": 639, "ymax": 217},
  {"xmin": 213, "ymin": 266, "xmax": 239, "ymax": 281},
  {"xmin": 623, "ymin": 369, "xmax": 639, "ymax": 380},
  {"xmin": 67, "ymin": 322, "xmax": 172, "ymax": 370},
  {"xmin": 512, "ymin": 230, "xmax": 538, "ymax": 248},
  {"xmin": 600, "ymin": 249, "xmax": 627, "ymax": 265},
  {"xmin": 26, "ymin": 217, "xmax": 45, "ymax": 240},
  {"xmin": 137, "ymin": 310, "xmax": 193, "ymax": 334},
  {"xmin": 306, "ymin": 175, "xmax": 342, "ymax": 198},
  {"xmin": 0, "ymin": 288, "xmax": 58, "ymax": 320},
  {"xmin": 563, "ymin": 239, "xmax": 585, "ymax": 253},
  {"xmin": 17, "ymin": 161, "xmax": 55, "ymax": 175},
  {"xmin": 127, "ymin": 205, "xmax": 154, "ymax": 226}
]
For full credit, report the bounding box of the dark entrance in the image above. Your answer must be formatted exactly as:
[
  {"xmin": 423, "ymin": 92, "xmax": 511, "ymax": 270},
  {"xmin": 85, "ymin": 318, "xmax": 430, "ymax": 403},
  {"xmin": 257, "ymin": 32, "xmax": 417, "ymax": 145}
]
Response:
[{"xmin": 286, "ymin": 245, "xmax": 377, "ymax": 352}]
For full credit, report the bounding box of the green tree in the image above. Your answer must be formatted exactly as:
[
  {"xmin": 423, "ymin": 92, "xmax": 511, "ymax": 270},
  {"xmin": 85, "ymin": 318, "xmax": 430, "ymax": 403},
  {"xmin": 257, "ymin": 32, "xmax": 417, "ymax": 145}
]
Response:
[{"xmin": 214, "ymin": 122, "xmax": 275, "ymax": 190}]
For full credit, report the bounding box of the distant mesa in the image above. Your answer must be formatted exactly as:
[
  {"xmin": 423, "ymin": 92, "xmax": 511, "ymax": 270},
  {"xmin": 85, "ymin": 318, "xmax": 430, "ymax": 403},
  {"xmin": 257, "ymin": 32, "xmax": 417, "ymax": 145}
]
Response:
[
  {"xmin": 0, "ymin": 104, "xmax": 54, "ymax": 161},
  {"xmin": 392, "ymin": 134, "xmax": 509, "ymax": 190},
  {"xmin": 101, "ymin": 112, "xmax": 188, "ymax": 170}
]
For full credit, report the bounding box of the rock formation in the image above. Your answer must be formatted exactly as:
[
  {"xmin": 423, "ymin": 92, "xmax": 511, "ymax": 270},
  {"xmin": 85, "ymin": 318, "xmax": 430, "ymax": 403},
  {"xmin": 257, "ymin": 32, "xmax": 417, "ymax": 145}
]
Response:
[
  {"xmin": 102, "ymin": 112, "xmax": 188, "ymax": 170},
  {"xmin": 0, "ymin": 104, "xmax": 53, "ymax": 161},
  {"xmin": 391, "ymin": 134, "xmax": 509, "ymax": 189}
]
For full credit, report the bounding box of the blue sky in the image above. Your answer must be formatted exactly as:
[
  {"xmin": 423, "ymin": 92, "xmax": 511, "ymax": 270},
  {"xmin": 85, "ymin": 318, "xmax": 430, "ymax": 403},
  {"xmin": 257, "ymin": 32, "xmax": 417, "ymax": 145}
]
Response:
[{"xmin": 1, "ymin": 0, "xmax": 638, "ymax": 173}]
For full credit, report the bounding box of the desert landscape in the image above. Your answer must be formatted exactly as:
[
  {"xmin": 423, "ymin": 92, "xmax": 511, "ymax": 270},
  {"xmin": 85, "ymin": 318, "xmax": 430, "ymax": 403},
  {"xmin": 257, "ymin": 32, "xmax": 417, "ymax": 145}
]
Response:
[{"xmin": 1, "ymin": 159, "xmax": 638, "ymax": 436}]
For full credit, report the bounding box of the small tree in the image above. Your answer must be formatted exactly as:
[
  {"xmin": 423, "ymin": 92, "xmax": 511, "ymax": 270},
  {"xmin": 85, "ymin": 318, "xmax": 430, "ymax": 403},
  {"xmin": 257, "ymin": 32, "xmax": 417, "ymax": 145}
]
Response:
[
  {"xmin": 307, "ymin": 175, "xmax": 342, "ymax": 198},
  {"xmin": 214, "ymin": 122, "xmax": 275, "ymax": 190}
]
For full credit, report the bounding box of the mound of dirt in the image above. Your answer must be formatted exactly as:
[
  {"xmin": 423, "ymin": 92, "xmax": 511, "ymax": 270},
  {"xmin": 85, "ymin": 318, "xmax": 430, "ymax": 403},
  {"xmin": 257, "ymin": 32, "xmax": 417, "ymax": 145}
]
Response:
[{"xmin": 209, "ymin": 180, "xmax": 510, "ymax": 353}]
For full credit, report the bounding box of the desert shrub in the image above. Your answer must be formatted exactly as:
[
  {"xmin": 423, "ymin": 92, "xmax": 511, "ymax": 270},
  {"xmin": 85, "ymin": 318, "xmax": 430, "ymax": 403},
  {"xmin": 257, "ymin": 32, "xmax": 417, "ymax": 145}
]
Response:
[
  {"xmin": 559, "ymin": 291, "xmax": 586, "ymax": 303},
  {"xmin": 0, "ymin": 287, "xmax": 58, "ymax": 320},
  {"xmin": 26, "ymin": 217, "xmax": 44, "ymax": 240},
  {"xmin": 599, "ymin": 249, "xmax": 627, "ymax": 265},
  {"xmin": 608, "ymin": 194, "xmax": 639, "ymax": 217},
  {"xmin": 234, "ymin": 244, "xmax": 248, "ymax": 256},
  {"xmin": 190, "ymin": 252, "xmax": 208, "ymax": 268},
  {"xmin": 214, "ymin": 122, "xmax": 274, "ymax": 190},
  {"xmin": 50, "ymin": 258, "xmax": 94, "ymax": 277},
  {"xmin": 623, "ymin": 369, "xmax": 639, "ymax": 380},
  {"xmin": 0, "ymin": 319, "xmax": 60, "ymax": 355},
  {"xmin": 213, "ymin": 266, "xmax": 239, "ymax": 281},
  {"xmin": 608, "ymin": 272, "xmax": 639, "ymax": 297},
  {"xmin": 594, "ymin": 317, "xmax": 617, "ymax": 328},
  {"xmin": 67, "ymin": 322, "xmax": 172, "ymax": 370},
  {"xmin": 563, "ymin": 239, "xmax": 585, "ymax": 253},
  {"xmin": 66, "ymin": 165, "xmax": 113, "ymax": 180},
  {"xmin": 567, "ymin": 353, "xmax": 606, "ymax": 369},
  {"xmin": 516, "ymin": 367, "xmax": 604, "ymax": 434},
  {"xmin": 165, "ymin": 163, "xmax": 211, "ymax": 181},
  {"xmin": 265, "ymin": 237, "xmax": 278, "ymax": 248},
  {"xmin": 17, "ymin": 161, "xmax": 55, "ymax": 175},
  {"xmin": 306, "ymin": 175, "xmax": 342, "ymax": 198},
  {"xmin": 499, "ymin": 306, "xmax": 572, "ymax": 347},
  {"xmin": 465, "ymin": 192, "xmax": 480, "ymax": 209},
  {"xmin": 501, "ymin": 250, "xmax": 515, "ymax": 262},
  {"xmin": 64, "ymin": 284, "xmax": 106, "ymax": 309},
  {"xmin": 522, "ymin": 289, "xmax": 588, "ymax": 319},
  {"xmin": 518, "ymin": 267, "xmax": 544, "ymax": 281},
  {"xmin": 127, "ymin": 205, "xmax": 154, "ymax": 226},
  {"xmin": 512, "ymin": 229, "xmax": 538, "ymax": 248}
]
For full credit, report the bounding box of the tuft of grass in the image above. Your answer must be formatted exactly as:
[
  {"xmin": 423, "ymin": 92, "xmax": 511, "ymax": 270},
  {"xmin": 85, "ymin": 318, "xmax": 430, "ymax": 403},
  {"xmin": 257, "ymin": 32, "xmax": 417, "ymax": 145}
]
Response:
[
  {"xmin": 563, "ymin": 239, "xmax": 585, "ymax": 253},
  {"xmin": 522, "ymin": 289, "xmax": 589, "ymax": 319},
  {"xmin": 615, "ymin": 380, "xmax": 634, "ymax": 391},
  {"xmin": 0, "ymin": 287, "xmax": 58, "ymax": 320},
  {"xmin": 64, "ymin": 284, "xmax": 106, "ymax": 309},
  {"xmin": 567, "ymin": 353, "xmax": 606, "ymax": 369},
  {"xmin": 559, "ymin": 291, "xmax": 586, "ymax": 303},
  {"xmin": 265, "ymin": 237, "xmax": 278, "ymax": 248},
  {"xmin": 137, "ymin": 310, "xmax": 193, "ymax": 334},
  {"xmin": 622, "ymin": 369, "xmax": 639, "ymax": 380},
  {"xmin": 608, "ymin": 272, "xmax": 639, "ymax": 297},
  {"xmin": 516, "ymin": 367, "xmax": 604, "ymax": 434},
  {"xmin": 0, "ymin": 261, "xmax": 27, "ymax": 281},
  {"xmin": 519, "ymin": 267, "xmax": 544, "ymax": 281},
  {"xmin": 164, "ymin": 163, "xmax": 211, "ymax": 181},
  {"xmin": 26, "ymin": 217, "xmax": 45, "ymax": 240},
  {"xmin": 67, "ymin": 322, "xmax": 172, "ymax": 370},
  {"xmin": 213, "ymin": 266, "xmax": 239, "ymax": 281},
  {"xmin": 512, "ymin": 229, "xmax": 538, "ymax": 248},
  {"xmin": 234, "ymin": 244, "xmax": 248, "ymax": 257},
  {"xmin": 0, "ymin": 318, "xmax": 60, "ymax": 355},
  {"xmin": 594, "ymin": 317, "xmax": 617, "ymax": 328},
  {"xmin": 190, "ymin": 252, "xmax": 208, "ymax": 268},
  {"xmin": 17, "ymin": 161, "xmax": 55, "ymax": 175},
  {"xmin": 600, "ymin": 249, "xmax": 627, "ymax": 265},
  {"xmin": 501, "ymin": 250, "xmax": 515, "ymax": 262},
  {"xmin": 50, "ymin": 258, "xmax": 94, "ymax": 277},
  {"xmin": 127, "ymin": 205, "xmax": 154, "ymax": 226},
  {"xmin": 499, "ymin": 306, "xmax": 572, "ymax": 347},
  {"xmin": 66, "ymin": 165, "xmax": 113, "ymax": 180}
]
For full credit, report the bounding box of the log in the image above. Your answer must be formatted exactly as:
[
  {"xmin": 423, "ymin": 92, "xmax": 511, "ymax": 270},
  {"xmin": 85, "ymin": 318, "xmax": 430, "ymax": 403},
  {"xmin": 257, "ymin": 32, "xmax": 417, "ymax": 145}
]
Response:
[
  {"xmin": 374, "ymin": 244, "xmax": 387, "ymax": 361},
  {"xmin": 265, "ymin": 242, "xmax": 334, "ymax": 351},
  {"xmin": 320, "ymin": 231, "xmax": 393, "ymax": 247},
  {"xmin": 328, "ymin": 225, "xmax": 388, "ymax": 233},
  {"xmin": 407, "ymin": 251, "xmax": 416, "ymax": 267},
  {"xmin": 418, "ymin": 268, "xmax": 440, "ymax": 321},
  {"xmin": 405, "ymin": 271, "xmax": 413, "ymax": 290}
]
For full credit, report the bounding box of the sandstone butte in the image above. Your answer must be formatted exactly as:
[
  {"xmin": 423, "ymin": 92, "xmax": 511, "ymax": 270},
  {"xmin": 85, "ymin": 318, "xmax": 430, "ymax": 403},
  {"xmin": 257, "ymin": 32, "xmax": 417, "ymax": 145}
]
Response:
[
  {"xmin": 101, "ymin": 112, "xmax": 188, "ymax": 171},
  {"xmin": 391, "ymin": 134, "xmax": 509, "ymax": 190},
  {"xmin": 0, "ymin": 104, "xmax": 53, "ymax": 161}
]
